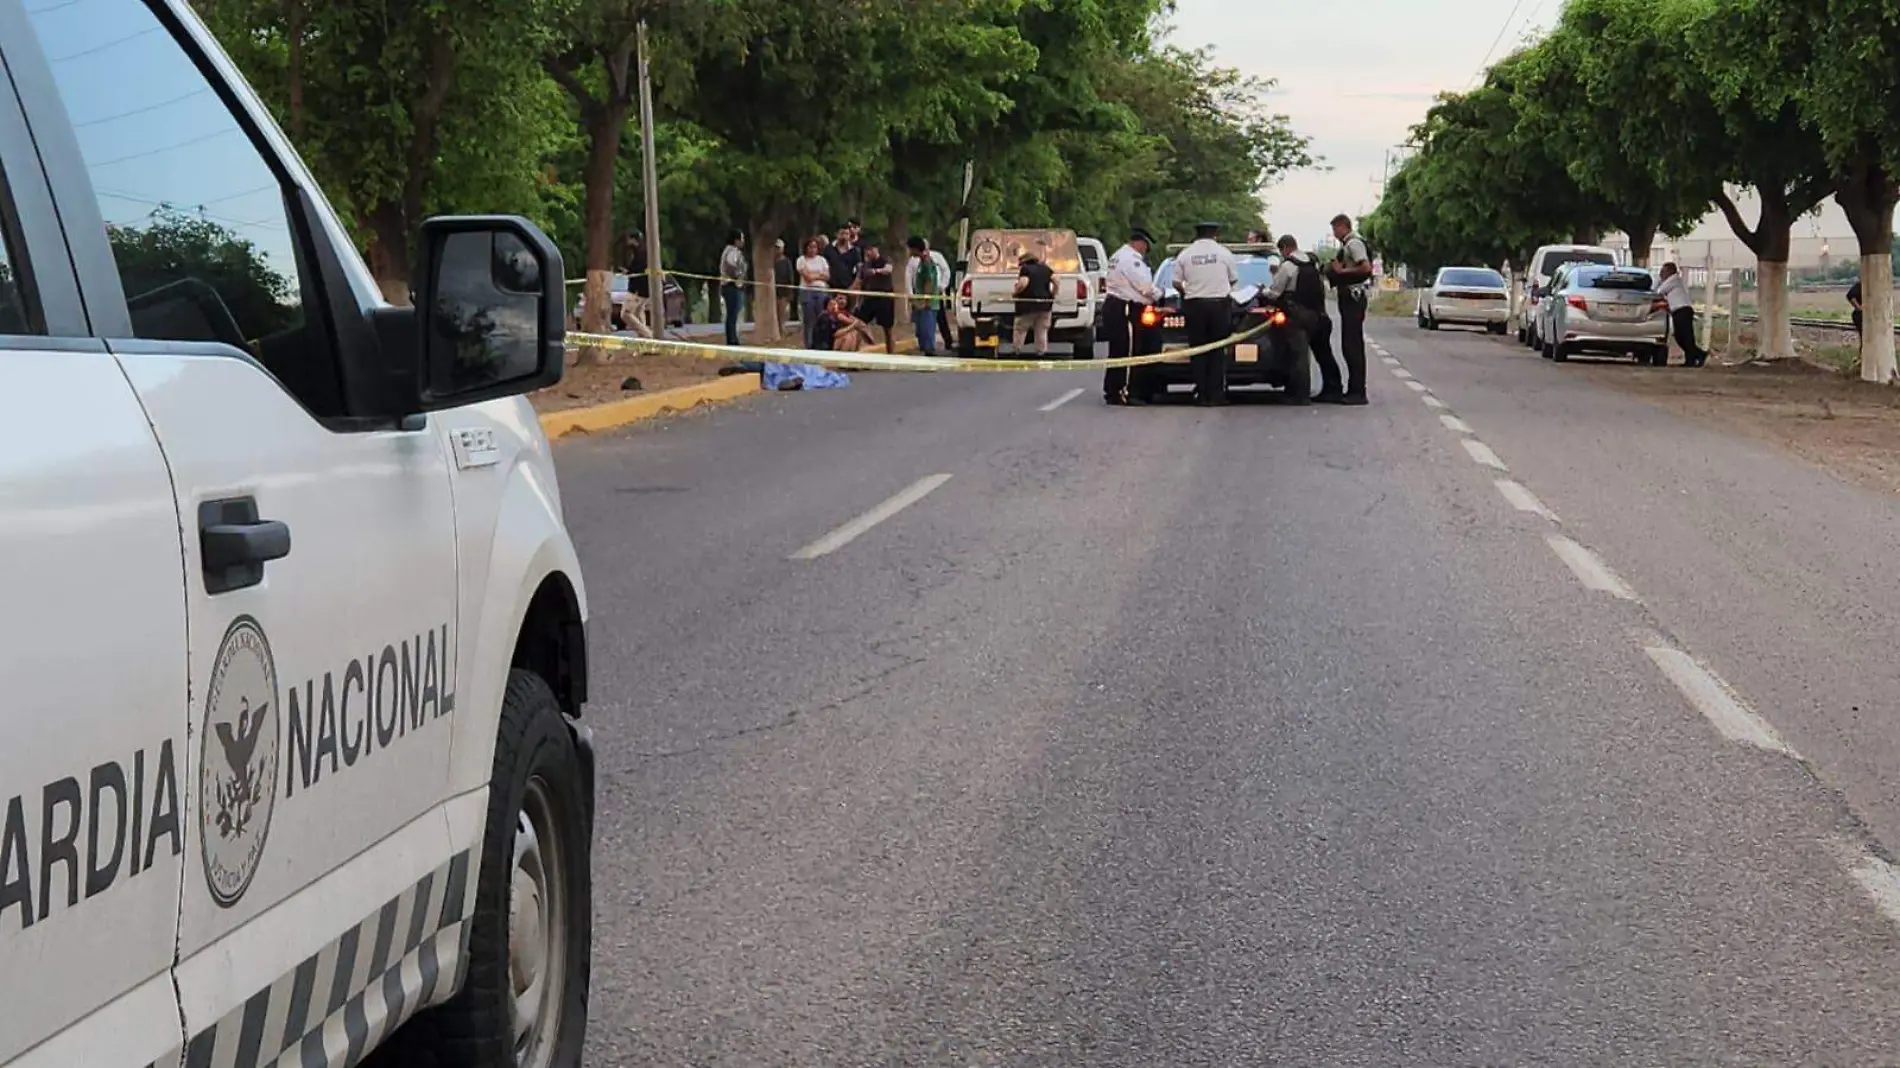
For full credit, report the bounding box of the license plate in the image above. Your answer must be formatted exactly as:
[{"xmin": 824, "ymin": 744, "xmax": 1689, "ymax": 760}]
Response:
[
  {"xmin": 1600, "ymin": 305, "xmax": 1644, "ymax": 322},
  {"xmin": 1234, "ymin": 343, "xmax": 1258, "ymax": 363},
  {"xmin": 1164, "ymin": 316, "xmax": 1184, "ymax": 329},
  {"xmin": 977, "ymin": 335, "xmax": 998, "ymax": 348}
]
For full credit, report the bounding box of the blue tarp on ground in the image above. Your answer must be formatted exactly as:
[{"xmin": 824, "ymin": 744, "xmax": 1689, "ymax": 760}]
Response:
[{"xmin": 761, "ymin": 362, "xmax": 851, "ymax": 390}]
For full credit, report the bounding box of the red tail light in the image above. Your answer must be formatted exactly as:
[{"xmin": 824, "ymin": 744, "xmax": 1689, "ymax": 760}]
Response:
[
  {"xmin": 1566, "ymin": 295, "xmax": 1589, "ymax": 311},
  {"xmin": 1269, "ymin": 308, "xmax": 1287, "ymax": 326},
  {"xmin": 960, "ymin": 279, "xmax": 973, "ymax": 300},
  {"xmin": 1139, "ymin": 306, "xmax": 1160, "ymax": 327},
  {"xmin": 1075, "ymin": 279, "xmax": 1088, "ymax": 301},
  {"xmin": 1650, "ymin": 298, "xmax": 1668, "ymax": 313}
]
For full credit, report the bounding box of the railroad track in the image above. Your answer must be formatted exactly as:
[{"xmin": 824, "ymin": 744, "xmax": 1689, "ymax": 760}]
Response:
[{"xmin": 1727, "ymin": 312, "xmax": 1868, "ymax": 333}]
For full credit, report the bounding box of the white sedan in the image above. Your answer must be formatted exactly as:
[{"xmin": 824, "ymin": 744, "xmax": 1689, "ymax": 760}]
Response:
[{"xmin": 1417, "ymin": 266, "xmax": 1510, "ymax": 333}]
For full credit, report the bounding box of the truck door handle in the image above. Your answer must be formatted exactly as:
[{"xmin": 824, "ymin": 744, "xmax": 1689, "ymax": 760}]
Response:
[{"xmin": 199, "ymin": 497, "xmax": 291, "ymax": 594}]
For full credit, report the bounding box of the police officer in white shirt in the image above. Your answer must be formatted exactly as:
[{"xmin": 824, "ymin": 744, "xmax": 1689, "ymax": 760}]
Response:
[
  {"xmin": 1103, "ymin": 227, "xmax": 1162, "ymax": 405},
  {"xmin": 1174, "ymin": 221, "xmax": 1240, "ymax": 406}
]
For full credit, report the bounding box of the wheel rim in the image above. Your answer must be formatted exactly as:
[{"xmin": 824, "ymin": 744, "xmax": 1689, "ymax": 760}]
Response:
[{"xmin": 509, "ymin": 776, "xmax": 568, "ymax": 1068}]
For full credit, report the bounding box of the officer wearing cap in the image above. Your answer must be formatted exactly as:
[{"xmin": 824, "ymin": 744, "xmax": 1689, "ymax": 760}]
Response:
[
  {"xmin": 1173, "ymin": 221, "xmax": 1239, "ymax": 406},
  {"xmin": 1103, "ymin": 226, "xmax": 1162, "ymax": 405}
]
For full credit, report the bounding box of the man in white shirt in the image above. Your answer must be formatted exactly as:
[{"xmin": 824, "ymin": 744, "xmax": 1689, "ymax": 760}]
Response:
[
  {"xmin": 1103, "ymin": 227, "xmax": 1162, "ymax": 404},
  {"xmin": 1174, "ymin": 221, "xmax": 1240, "ymax": 406},
  {"xmin": 1655, "ymin": 262, "xmax": 1706, "ymax": 366}
]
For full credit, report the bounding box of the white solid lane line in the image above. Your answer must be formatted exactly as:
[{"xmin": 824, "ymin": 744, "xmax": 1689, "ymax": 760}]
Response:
[
  {"xmin": 1841, "ymin": 847, "xmax": 1900, "ymax": 930},
  {"xmin": 1405, "ymin": 380, "xmax": 1429, "ymax": 393},
  {"xmin": 1421, "ymin": 394, "xmax": 1446, "ymax": 409},
  {"xmin": 1439, "ymin": 414, "xmax": 1474, "ymax": 434},
  {"xmin": 1493, "ymin": 478, "xmax": 1558, "ymax": 521},
  {"xmin": 791, "ymin": 474, "xmax": 953, "ymax": 560},
  {"xmin": 1039, "ymin": 387, "xmax": 1086, "ymax": 412},
  {"xmin": 1644, "ymin": 645, "xmax": 1797, "ymax": 755},
  {"xmin": 1462, "ymin": 439, "xmax": 1508, "ymax": 470},
  {"xmin": 1545, "ymin": 533, "xmax": 1638, "ymax": 600}
]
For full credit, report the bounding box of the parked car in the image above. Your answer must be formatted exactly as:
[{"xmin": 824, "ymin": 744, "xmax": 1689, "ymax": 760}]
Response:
[
  {"xmin": 1417, "ymin": 266, "xmax": 1510, "ymax": 332},
  {"xmin": 574, "ymin": 271, "xmax": 687, "ymax": 330},
  {"xmin": 1521, "ymin": 243, "xmax": 1619, "ymax": 348},
  {"xmin": 1537, "ymin": 263, "xmax": 1669, "ymax": 364},
  {"xmin": 1078, "ymin": 236, "xmax": 1108, "ymax": 342}
]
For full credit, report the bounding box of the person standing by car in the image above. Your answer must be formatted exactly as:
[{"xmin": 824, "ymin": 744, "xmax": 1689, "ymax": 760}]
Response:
[
  {"xmin": 1324, "ymin": 213, "xmax": 1373, "ymax": 404},
  {"xmin": 1848, "ymin": 277, "xmax": 1864, "ymax": 344},
  {"xmin": 719, "ymin": 229, "xmax": 748, "ymax": 346},
  {"xmin": 1174, "ymin": 221, "xmax": 1239, "ymax": 406},
  {"xmin": 1657, "ymin": 262, "xmax": 1706, "ymax": 367},
  {"xmin": 906, "ymin": 235, "xmax": 951, "ymax": 356},
  {"xmin": 1270, "ymin": 234, "xmax": 1333, "ymax": 403},
  {"xmin": 1013, "ymin": 250, "xmax": 1057, "ymax": 357},
  {"xmin": 1103, "ymin": 227, "xmax": 1162, "ymax": 405}
]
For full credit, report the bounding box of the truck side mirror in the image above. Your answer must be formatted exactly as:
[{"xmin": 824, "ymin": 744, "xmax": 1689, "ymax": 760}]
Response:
[{"xmin": 412, "ymin": 215, "xmax": 566, "ymax": 410}]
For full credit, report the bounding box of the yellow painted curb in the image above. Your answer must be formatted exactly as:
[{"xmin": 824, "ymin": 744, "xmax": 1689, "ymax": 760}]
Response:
[{"xmin": 538, "ymin": 374, "xmax": 761, "ymax": 440}]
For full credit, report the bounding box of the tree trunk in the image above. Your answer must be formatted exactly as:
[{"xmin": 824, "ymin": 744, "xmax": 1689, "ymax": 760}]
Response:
[
  {"xmin": 749, "ymin": 210, "xmax": 788, "ymax": 343},
  {"xmin": 1616, "ymin": 217, "xmax": 1657, "ymax": 267},
  {"xmin": 575, "ymin": 101, "xmax": 630, "ymax": 366},
  {"xmin": 1573, "ymin": 225, "xmax": 1601, "ymax": 245},
  {"xmin": 1713, "ymin": 187, "xmax": 1798, "ymax": 360},
  {"xmin": 1838, "ymin": 157, "xmax": 1898, "ymax": 383},
  {"xmin": 887, "ymin": 210, "xmax": 911, "ymax": 321},
  {"xmin": 365, "ymin": 202, "xmax": 411, "ymax": 305},
  {"xmin": 284, "ymin": 0, "xmax": 305, "ymax": 142}
]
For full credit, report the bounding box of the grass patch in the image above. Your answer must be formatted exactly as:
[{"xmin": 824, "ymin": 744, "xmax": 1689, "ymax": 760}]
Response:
[{"xmin": 1367, "ymin": 289, "xmax": 1416, "ymax": 318}]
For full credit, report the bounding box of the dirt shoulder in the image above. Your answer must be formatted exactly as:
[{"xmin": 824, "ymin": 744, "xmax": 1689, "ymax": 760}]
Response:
[{"xmin": 1579, "ymin": 328, "xmax": 1900, "ymax": 496}]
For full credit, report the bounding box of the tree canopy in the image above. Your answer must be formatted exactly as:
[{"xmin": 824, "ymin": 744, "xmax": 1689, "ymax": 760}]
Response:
[{"xmin": 1367, "ymin": 0, "xmax": 1900, "ymax": 381}]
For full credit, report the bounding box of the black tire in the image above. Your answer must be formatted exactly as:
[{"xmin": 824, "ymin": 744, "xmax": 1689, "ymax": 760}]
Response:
[
  {"xmin": 1552, "ymin": 341, "xmax": 1569, "ymax": 363},
  {"xmin": 956, "ymin": 327, "xmax": 977, "ymax": 360},
  {"xmin": 381, "ymin": 670, "xmax": 591, "ymax": 1068},
  {"xmin": 1488, "ymin": 322, "xmax": 1507, "ymax": 335}
]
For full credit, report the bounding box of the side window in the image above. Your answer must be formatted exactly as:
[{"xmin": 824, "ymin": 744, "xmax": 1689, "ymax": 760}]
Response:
[
  {"xmin": 23, "ymin": 0, "xmax": 342, "ymax": 414},
  {"xmin": 0, "ymin": 193, "xmax": 29, "ymax": 335}
]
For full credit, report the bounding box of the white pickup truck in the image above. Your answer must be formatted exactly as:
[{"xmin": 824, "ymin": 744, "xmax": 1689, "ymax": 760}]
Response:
[
  {"xmin": 953, "ymin": 228, "xmax": 1099, "ymax": 359},
  {"xmin": 0, "ymin": 1, "xmax": 594, "ymax": 1066}
]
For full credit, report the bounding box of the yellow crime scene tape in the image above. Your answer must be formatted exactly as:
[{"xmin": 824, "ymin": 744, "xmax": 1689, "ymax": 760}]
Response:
[{"xmin": 565, "ymin": 314, "xmax": 1279, "ymax": 374}]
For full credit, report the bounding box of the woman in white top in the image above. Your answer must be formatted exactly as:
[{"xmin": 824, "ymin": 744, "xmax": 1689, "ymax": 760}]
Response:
[
  {"xmin": 1656, "ymin": 262, "xmax": 1706, "ymax": 367},
  {"xmin": 796, "ymin": 237, "xmax": 832, "ymax": 348}
]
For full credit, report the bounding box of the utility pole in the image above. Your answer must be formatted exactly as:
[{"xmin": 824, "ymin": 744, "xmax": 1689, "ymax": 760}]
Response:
[{"xmin": 636, "ymin": 21, "xmax": 664, "ymax": 335}]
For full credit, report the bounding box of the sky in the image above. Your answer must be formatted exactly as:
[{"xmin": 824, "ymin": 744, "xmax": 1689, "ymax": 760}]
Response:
[{"xmin": 1163, "ymin": 0, "xmax": 1855, "ymax": 254}]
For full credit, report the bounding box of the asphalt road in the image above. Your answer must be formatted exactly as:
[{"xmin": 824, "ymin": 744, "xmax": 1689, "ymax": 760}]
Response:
[{"xmin": 556, "ymin": 319, "xmax": 1900, "ymax": 1065}]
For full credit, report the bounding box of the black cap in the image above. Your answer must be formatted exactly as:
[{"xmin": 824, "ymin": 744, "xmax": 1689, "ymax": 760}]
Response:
[
  {"xmin": 1130, "ymin": 227, "xmax": 1154, "ymax": 244},
  {"xmin": 1196, "ymin": 221, "xmax": 1222, "ymax": 236}
]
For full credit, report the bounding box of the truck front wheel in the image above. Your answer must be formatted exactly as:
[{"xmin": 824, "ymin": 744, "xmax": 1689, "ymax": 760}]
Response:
[{"xmin": 382, "ymin": 670, "xmax": 592, "ymax": 1068}]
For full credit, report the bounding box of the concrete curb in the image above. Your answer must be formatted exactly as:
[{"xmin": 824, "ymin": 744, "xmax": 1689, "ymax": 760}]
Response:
[{"xmin": 538, "ymin": 374, "xmax": 760, "ymax": 441}]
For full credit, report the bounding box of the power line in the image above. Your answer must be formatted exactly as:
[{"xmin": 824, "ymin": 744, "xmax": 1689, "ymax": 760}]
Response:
[{"xmin": 1468, "ymin": 0, "xmax": 1527, "ymax": 89}]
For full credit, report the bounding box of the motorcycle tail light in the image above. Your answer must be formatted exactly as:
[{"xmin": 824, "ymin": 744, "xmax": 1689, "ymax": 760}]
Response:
[{"xmin": 1270, "ymin": 309, "xmax": 1287, "ymax": 326}]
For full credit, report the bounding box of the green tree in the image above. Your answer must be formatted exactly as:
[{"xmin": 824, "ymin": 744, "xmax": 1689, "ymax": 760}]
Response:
[
  {"xmin": 1512, "ymin": 19, "xmax": 1709, "ymax": 265},
  {"xmin": 1668, "ymin": 0, "xmax": 1834, "ymax": 360},
  {"xmin": 193, "ymin": 0, "xmax": 568, "ymax": 301}
]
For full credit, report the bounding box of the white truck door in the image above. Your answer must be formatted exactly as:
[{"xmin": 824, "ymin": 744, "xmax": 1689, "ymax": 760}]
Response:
[
  {"xmin": 17, "ymin": 1, "xmax": 465, "ymax": 1062},
  {"xmin": 0, "ymin": 12, "xmax": 187, "ymax": 1063}
]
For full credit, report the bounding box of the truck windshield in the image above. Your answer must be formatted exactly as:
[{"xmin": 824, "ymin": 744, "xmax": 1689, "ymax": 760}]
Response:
[{"xmin": 968, "ymin": 229, "xmax": 1082, "ymax": 274}]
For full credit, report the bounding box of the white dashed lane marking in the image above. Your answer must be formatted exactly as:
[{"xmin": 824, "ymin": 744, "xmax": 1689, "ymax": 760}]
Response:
[
  {"xmin": 791, "ymin": 473, "xmax": 953, "ymax": 560},
  {"xmin": 1644, "ymin": 644, "xmax": 1796, "ymax": 755},
  {"xmin": 1405, "ymin": 380, "xmax": 1428, "ymax": 393},
  {"xmin": 1462, "ymin": 439, "xmax": 1508, "ymax": 470},
  {"xmin": 1421, "ymin": 394, "xmax": 1446, "ymax": 409},
  {"xmin": 1439, "ymin": 414, "xmax": 1474, "ymax": 434},
  {"xmin": 1545, "ymin": 533, "xmax": 1638, "ymax": 600},
  {"xmin": 1381, "ymin": 356, "xmax": 1401, "ymax": 366},
  {"xmin": 1039, "ymin": 387, "xmax": 1085, "ymax": 412},
  {"xmin": 1393, "ymin": 368, "xmax": 1414, "ymax": 379},
  {"xmin": 1494, "ymin": 478, "xmax": 1558, "ymax": 521}
]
